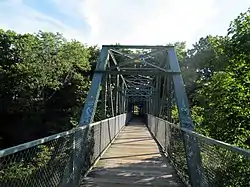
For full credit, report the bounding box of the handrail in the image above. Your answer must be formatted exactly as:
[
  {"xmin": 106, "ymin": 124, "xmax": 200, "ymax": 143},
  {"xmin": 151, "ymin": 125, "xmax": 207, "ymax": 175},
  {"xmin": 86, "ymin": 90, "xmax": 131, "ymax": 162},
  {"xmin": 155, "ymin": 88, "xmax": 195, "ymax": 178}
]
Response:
[
  {"xmin": 181, "ymin": 127, "xmax": 250, "ymax": 157},
  {"xmin": 147, "ymin": 114, "xmax": 250, "ymax": 187},
  {"xmin": 0, "ymin": 113, "xmax": 127, "ymax": 187},
  {"xmin": 148, "ymin": 114, "xmax": 250, "ymax": 157},
  {"xmin": 0, "ymin": 114, "xmax": 126, "ymax": 158}
]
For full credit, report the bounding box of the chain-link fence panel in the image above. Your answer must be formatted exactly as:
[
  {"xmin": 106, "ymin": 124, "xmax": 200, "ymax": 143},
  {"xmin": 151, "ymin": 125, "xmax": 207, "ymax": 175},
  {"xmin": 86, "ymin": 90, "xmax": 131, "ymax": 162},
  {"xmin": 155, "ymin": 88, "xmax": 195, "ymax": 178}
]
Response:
[
  {"xmin": 147, "ymin": 115, "xmax": 250, "ymax": 187},
  {"xmin": 0, "ymin": 129, "xmax": 75, "ymax": 187},
  {"xmin": 168, "ymin": 125, "xmax": 189, "ymax": 184},
  {"xmin": 147, "ymin": 115, "xmax": 189, "ymax": 184},
  {"xmin": 0, "ymin": 114, "xmax": 127, "ymax": 187},
  {"xmin": 184, "ymin": 128, "xmax": 250, "ymax": 187}
]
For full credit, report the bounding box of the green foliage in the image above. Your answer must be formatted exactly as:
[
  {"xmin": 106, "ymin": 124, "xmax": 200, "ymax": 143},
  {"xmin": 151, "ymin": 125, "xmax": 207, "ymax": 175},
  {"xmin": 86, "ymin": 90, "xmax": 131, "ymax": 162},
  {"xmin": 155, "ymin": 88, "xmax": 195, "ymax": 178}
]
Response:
[
  {"xmin": 174, "ymin": 41, "xmax": 187, "ymax": 62},
  {"xmin": 179, "ymin": 36, "xmax": 228, "ymax": 103},
  {"xmin": 174, "ymin": 9, "xmax": 250, "ymax": 186},
  {"xmin": 0, "ymin": 29, "xmax": 93, "ymax": 148},
  {"xmin": 189, "ymin": 8, "xmax": 250, "ymax": 149},
  {"xmin": 171, "ymin": 105, "xmax": 179, "ymax": 124},
  {"xmin": 175, "ymin": 8, "xmax": 250, "ymax": 150},
  {"xmin": 195, "ymin": 71, "xmax": 250, "ymax": 147}
]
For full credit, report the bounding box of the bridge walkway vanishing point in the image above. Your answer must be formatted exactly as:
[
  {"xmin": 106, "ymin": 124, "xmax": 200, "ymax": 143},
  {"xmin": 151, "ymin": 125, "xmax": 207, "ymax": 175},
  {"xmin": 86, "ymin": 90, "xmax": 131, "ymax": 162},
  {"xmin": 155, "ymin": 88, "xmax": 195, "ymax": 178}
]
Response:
[{"xmin": 81, "ymin": 118, "xmax": 184, "ymax": 187}]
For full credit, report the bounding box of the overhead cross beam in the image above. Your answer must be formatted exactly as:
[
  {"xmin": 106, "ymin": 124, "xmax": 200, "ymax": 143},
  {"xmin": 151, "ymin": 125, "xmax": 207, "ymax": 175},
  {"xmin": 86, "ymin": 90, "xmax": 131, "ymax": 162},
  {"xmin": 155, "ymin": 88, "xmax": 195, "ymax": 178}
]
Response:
[
  {"xmin": 102, "ymin": 45, "xmax": 173, "ymax": 49},
  {"xmin": 109, "ymin": 48, "xmax": 167, "ymax": 70}
]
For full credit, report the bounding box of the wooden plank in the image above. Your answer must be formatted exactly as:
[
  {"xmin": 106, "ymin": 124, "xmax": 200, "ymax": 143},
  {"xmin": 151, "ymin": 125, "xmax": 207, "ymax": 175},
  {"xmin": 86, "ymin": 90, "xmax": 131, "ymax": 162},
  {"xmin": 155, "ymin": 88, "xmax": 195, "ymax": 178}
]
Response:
[{"xmin": 81, "ymin": 123, "xmax": 183, "ymax": 187}]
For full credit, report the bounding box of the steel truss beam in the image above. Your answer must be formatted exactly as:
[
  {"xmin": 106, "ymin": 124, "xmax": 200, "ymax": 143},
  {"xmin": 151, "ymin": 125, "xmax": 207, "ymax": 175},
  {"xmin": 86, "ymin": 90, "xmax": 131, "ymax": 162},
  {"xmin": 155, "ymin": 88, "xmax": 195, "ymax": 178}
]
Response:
[
  {"xmin": 103, "ymin": 45, "xmax": 173, "ymax": 49},
  {"xmin": 167, "ymin": 48, "xmax": 206, "ymax": 186},
  {"xmin": 80, "ymin": 45, "xmax": 206, "ymax": 187},
  {"xmin": 79, "ymin": 47, "xmax": 109, "ymax": 126},
  {"xmin": 95, "ymin": 70, "xmax": 180, "ymax": 75},
  {"xmin": 108, "ymin": 49, "xmax": 167, "ymax": 70}
]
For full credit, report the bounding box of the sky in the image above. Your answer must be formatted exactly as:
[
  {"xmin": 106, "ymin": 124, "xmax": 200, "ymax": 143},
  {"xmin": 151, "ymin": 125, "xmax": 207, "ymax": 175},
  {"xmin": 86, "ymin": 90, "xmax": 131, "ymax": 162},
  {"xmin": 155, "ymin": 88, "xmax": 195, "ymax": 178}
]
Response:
[{"xmin": 0, "ymin": 0, "xmax": 249, "ymax": 48}]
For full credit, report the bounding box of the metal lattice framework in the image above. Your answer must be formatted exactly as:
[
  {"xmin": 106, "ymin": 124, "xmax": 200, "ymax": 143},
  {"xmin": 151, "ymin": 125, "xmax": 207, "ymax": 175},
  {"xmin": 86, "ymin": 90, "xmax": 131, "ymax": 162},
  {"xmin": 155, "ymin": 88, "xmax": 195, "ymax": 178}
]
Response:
[
  {"xmin": 80, "ymin": 45, "xmax": 204, "ymax": 186},
  {"xmin": 80, "ymin": 45, "xmax": 191, "ymax": 125}
]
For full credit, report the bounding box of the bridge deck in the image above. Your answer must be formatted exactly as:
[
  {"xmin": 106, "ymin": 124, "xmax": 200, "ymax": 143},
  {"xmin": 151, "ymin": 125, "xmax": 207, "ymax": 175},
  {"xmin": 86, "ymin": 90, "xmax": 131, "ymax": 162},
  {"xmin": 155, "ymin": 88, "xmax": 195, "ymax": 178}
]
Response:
[{"xmin": 81, "ymin": 121, "xmax": 183, "ymax": 187}]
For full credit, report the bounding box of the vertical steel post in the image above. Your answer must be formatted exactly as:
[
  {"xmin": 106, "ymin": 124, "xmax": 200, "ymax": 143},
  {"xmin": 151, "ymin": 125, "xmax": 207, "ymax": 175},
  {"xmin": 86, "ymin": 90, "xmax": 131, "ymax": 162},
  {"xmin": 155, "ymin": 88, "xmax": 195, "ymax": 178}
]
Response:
[
  {"xmin": 62, "ymin": 46, "xmax": 109, "ymax": 187},
  {"xmin": 159, "ymin": 76, "xmax": 167, "ymax": 118},
  {"xmin": 115, "ymin": 75, "xmax": 120, "ymax": 115},
  {"xmin": 79, "ymin": 46, "xmax": 109, "ymax": 126},
  {"xmin": 120, "ymin": 81, "xmax": 125, "ymax": 114},
  {"xmin": 104, "ymin": 74, "xmax": 107, "ymax": 118},
  {"xmin": 101, "ymin": 74, "xmax": 107, "ymax": 119},
  {"xmin": 107, "ymin": 61, "xmax": 114, "ymax": 117},
  {"xmin": 156, "ymin": 76, "xmax": 161, "ymax": 116},
  {"xmin": 124, "ymin": 90, "xmax": 127, "ymax": 113},
  {"xmin": 167, "ymin": 47, "xmax": 206, "ymax": 187}
]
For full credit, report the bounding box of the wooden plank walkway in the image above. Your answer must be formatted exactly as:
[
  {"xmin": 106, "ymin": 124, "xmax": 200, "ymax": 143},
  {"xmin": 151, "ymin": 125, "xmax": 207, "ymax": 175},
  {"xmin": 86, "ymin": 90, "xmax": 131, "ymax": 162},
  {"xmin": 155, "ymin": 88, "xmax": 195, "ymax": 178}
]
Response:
[{"xmin": 81, "ymin": 121, "xmax": 183, "ymax": 187}]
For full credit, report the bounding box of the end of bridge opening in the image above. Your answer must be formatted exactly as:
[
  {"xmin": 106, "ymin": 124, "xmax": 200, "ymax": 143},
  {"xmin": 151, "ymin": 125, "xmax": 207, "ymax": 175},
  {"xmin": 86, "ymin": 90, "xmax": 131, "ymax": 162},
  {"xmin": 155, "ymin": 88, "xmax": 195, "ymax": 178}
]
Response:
[{"xmin": 126, "ymin": 102, "xmax": 147, "ymax": 125}]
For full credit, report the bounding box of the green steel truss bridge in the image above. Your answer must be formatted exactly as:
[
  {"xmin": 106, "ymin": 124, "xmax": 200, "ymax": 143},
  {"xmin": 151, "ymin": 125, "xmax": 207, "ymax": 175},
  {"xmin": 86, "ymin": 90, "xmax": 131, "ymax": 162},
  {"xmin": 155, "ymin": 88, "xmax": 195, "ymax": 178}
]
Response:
[{"xmin": 1, "ymin": 45, "xmax": 250, "ymax": 187}]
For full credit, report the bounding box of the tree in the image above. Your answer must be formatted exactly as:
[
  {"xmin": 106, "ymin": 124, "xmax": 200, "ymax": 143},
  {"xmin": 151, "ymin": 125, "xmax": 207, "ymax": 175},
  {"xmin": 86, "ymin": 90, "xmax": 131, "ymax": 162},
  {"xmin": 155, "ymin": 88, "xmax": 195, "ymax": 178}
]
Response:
[
  {"xmin": 191, "ymin": 8, "xmax": 250, "ymax": 149},
  {"xmin": 0, "ymin": 30, "xmax": 92, "ymax": 149}
]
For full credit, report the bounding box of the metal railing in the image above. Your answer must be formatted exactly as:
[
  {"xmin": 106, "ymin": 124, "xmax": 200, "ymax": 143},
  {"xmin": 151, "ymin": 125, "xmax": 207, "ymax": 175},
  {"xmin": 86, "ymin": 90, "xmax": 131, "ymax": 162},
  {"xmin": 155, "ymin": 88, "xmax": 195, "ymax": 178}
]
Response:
[
  {"xmin": 0, "ymin": 114, "xmax": 127, "ymax": 187},
  {"xmin": 147, "ymin": 114, "xmax": 250, "ymax": 187}
]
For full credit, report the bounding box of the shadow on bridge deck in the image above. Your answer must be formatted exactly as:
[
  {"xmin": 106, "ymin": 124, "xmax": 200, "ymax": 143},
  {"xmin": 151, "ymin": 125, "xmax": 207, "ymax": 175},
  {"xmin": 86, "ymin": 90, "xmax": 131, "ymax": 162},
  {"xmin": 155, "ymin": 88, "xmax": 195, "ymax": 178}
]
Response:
[{"xmin": 81, "ymin": 118, "xmax": 184, "ymax": 187}]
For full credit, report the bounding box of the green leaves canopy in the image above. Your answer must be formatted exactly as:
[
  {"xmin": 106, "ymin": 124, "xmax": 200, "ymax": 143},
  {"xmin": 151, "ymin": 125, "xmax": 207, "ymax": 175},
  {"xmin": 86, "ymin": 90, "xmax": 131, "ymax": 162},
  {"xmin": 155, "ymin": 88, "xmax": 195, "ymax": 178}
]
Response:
[
  {"xmin": 0, "ymin": 30, "xmax": 95, "ymax": 148},
  {"xmin": 183, "ymin": 8, "xmax": 250, "ymax": 149}
]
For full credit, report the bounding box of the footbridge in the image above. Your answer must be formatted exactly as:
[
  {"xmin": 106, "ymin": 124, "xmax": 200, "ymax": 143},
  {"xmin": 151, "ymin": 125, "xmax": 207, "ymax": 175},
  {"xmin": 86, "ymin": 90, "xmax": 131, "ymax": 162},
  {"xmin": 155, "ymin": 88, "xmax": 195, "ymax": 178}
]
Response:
[{"xmin": 1, "ymin": 45, "xmax": 249, "ymax": 187}]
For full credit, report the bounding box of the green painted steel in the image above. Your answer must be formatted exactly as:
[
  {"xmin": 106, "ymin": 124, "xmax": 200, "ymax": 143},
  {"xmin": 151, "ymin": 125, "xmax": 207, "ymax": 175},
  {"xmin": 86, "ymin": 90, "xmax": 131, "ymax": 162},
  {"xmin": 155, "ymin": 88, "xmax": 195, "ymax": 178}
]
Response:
[
  {"xmin": 80, "ymin": 45, "xmax": 207, "ymax": 186},
  {"xmin": 167, "ymin": 47, "xmax": 206, "ymax": 186},
  {"xmin": 79, "ymin": 46, "xmax": 109, "ymax": 126}
]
